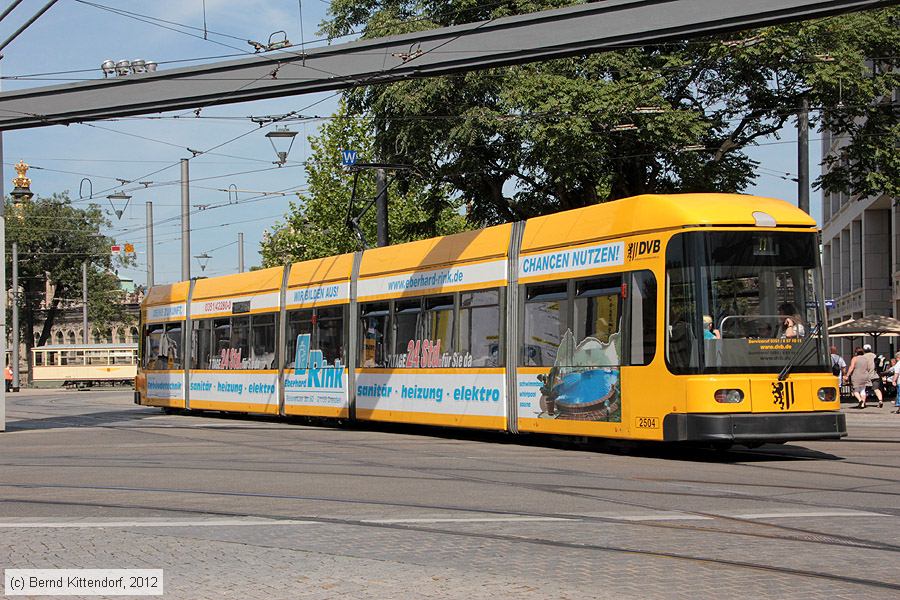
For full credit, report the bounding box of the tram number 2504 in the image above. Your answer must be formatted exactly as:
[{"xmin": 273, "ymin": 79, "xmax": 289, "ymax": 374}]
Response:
[{"xmin": 635, "ymin": 417, "xmax": 659, "ymax": 429}]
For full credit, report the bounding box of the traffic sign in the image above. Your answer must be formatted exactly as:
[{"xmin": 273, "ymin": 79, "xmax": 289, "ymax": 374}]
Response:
[{"xmin": 340, "ymin": 149, "xmax": 358, "ymax": 166}]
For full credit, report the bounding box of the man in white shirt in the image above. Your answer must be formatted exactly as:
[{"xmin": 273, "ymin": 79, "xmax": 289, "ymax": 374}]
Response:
[
  {"xmin": 890, "ymin": 353, "xmax": 900, "ymax": 413},
  {"xmin": 830, "ymin": 346, "xmax": 846, "ymax": 380}
]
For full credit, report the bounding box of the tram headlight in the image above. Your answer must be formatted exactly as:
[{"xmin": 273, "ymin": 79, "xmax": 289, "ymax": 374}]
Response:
[
  {"xmin": 714, "ymin": 389, "xmax": 744, "ymax": 403},
  {"xmin": 817, "ymin": 387, "xmax": 837, "ymax": 402}
]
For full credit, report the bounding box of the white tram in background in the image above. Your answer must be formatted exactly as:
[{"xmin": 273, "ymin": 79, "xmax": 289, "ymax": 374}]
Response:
[{"xmin": 31, "ymin": 343, "xmax": 138, "ymax": 388}]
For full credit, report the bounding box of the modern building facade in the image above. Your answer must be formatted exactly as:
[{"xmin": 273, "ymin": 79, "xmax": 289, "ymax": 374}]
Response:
[{"xmin": 820, "ymin": 123, "xmax": 897, "ymax": 356}]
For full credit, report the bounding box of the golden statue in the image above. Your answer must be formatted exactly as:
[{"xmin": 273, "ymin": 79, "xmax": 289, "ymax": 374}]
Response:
[{"xmin": 12, "ymin": 160, "xmax": 30, "ymax": 190}]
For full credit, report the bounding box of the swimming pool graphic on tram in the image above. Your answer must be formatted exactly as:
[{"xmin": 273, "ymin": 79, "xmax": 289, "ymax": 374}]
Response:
[{"xmin": 535, "ymin": 330, "xmax": 621, "ymax": 423}]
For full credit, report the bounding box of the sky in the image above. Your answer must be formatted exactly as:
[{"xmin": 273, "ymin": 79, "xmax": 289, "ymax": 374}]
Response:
[{"xmin": 0, "ymin": 0, "xmax": 823, "ymax": 287}]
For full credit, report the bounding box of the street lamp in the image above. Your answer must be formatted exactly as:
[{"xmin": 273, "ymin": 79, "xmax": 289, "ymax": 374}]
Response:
[
  {"xmin": 194, "ymin": 252, "xmax": 212, "ymax": 272},
  {"xmin": 7, "ymin": 160, "xmax": 32, "ymax": 394},
  {"xmin": 106, "ymin": 190, "xmax": 132, "ymax": 220},
  {"xmin": 265, "ymin": 126, "xmax": 297, "ymax": 167}
]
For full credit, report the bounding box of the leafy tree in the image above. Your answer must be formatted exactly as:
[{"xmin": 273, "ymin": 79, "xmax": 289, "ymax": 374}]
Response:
[
  {"xmin": 320, "ymin": 2, "xmax": 898, "ymax": 222},
  {"xmin": 5, "ymin": 193, "xmax": 133, "ymax": 380},
  {"xmin": 261, "ymin": 100, "xmax": 468, "ymax": 265}
]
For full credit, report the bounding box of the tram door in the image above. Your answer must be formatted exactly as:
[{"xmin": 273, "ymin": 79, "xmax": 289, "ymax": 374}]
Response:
[{"xmin": 517, "ymin": 274, "xmax": 629, "ymax": 435}]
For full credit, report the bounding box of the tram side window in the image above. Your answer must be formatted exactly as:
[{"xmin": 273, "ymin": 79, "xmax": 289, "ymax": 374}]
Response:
[
  {"xmin": 360, "ymin": 303, "xmax": 389, "ymax": 368},
  {"xmin": 211, "ymin": 318, "xmax": 232, "ymax": 368},
  {"xmin": 317, "ymin": 306, "xmax": 344, "ymax": 364},
  {"xmin": 230, "ymin": 316, "xmax": 250, "ymax": 365},
  {"xmin": 394, "ymin": 299, "xmax": 422, "ymax": 357},
  {"xmin": 193, "ymin": 319, "xmax": 213, "ymax": 369},
  {"xmin": 250, "ymin": 313, "xmax": 277, "ymax": 369},
  {"xmin": 143, "ymin": 324, "xmax": 165, "ymax": 369},
  {"xmin": 460, "ymin": 290, "xmax": 501, "ymax": 367},
  {"xmin": 164, "ymin": 323, "xmax": 183, "ymax": 369},
  {"xmin": 87, "ymin": 350, "xmax": 110, "ymax": 366},
  {"xmin": 522, "ymin": 283, "xmax": 569, "ymax": 366},
  {"xmin": 423, "ymin": 295, "xmax": 455, "ymax": 354},
  {"xmin": 34, "ymin": 351, "xmax": 43, "ymax": 366},
  {"xmin": 667, "ymin": 237, "xmax": 700, "ymax": 372},
  {"xmin": 571, "ymin": 275, "xmax": 622, "ymax": 367},
  {"xmin": 285, "ymin": 309, "xmax": 313, "ymax": 369},
  {"xmin": 628, "ymin": 271, "xmax": 657, "ymax": 366},
  {"xmin": 112, "ymin": 350, "xmax": 133, "ymax": 365}
]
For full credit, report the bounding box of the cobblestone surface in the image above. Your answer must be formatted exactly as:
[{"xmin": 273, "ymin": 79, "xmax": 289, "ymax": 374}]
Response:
[{"xmin": 1, "ymin": 390, "xmax": 898, "ymax": 599}]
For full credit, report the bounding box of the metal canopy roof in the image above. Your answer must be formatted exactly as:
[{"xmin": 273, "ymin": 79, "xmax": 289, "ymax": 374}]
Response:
[{"xmin": 0, "ymin": 0, "xmax": 890, "ymax": 130}]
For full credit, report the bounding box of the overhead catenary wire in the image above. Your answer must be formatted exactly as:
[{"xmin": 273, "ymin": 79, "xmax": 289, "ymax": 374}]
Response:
[
  {"xmin": 2, "ymin": 2, "xmax": 869, "ymax": 83},
  {"xmin": 4, "ymin": 5, "xmax": 882, "ymax": 240},
  {"xmin": 11, "ymin": 127, "xmax": 889, "ymax": 229},
  {"xmin": 0, "ymin": 0, "xmax": 60, "ymax": 57}
]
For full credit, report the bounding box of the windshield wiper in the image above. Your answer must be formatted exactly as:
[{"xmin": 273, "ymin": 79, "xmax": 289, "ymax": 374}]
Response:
[{"xmin": 777, "ymin": 321, "xmax": 822, "ymax": 381}]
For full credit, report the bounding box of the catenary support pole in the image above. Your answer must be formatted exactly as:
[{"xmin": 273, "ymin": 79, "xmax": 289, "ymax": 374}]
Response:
[
  {"xmin": 146, "ymin": 201, "xmax": 154, "ymax": 288},
  {"xmin": 82, "ymin": 261, "xmax": 88, "ymax": 343},
  {"xmin": 798, "ymin": 97, "xmax": 810, "ymax": 214},
  {"xmin": 181, "ymin": 158, "xmax": 190, "ymax": 281},
  {"xmin": 238, "ymin": 232, "xmax": 244, "ymax": 273},
  {"xmin": 11, "ymin": 241, "xmax": 18, "ymax": 391},
  {"xmin": 375, "ymin": 168, "xmax": 388, "ymax": 247},
  {"xmin": 0, "ymin": 131, "xmax": 6, "ymax": 431}
]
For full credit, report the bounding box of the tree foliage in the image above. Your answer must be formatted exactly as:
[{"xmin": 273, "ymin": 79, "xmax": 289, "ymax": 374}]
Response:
[
  {"xmin": 260, "ymin": 101, "xmax": 467, "ymax": 266},
  {"xmin": 5, "ymin": 193, "xmax": 133, "ymax": 374},
  {"xmin": 319, "ymin": 2, "xmax": 898, "ymax": 222}
]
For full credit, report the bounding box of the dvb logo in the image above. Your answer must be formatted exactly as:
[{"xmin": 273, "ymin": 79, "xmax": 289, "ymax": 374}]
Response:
[{"xmin": 627, "ymin": 239, "xmax": 660, "ymax": 261}]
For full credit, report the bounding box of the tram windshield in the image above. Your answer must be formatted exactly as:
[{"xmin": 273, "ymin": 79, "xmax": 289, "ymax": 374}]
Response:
[{"xmin": 666, "ymin": 230, "xmax": 828, "ymax": 374}]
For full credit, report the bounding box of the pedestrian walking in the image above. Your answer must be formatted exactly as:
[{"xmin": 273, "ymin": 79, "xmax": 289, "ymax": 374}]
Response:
[
  {"xmin": 863, "ymin": 344, "xmax": 884, "ymax": 408},
  {"xmin": 4, "ymin": 364, "xmax": 12, "ymax": 393},
  {"xmin": 891, "ymin": 355, "xmax": 900, "ymax": 414},
  {"xmin": 830, "ymin": 345, "xmax": 847, "ymax": 379},
  {"xmin": 847, "ymin": 347, "xmax": 870, "ymax": 408}
]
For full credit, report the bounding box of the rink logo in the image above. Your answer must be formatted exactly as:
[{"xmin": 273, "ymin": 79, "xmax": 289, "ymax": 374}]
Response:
[{"xmin": 292, "ymin": 334, "xmax": 343, "ymax": 389}]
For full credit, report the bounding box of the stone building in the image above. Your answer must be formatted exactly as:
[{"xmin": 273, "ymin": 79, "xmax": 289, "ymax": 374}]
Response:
[{"xmin": 820, "ymin": 99, "xmax": 898, "ymax": 356}]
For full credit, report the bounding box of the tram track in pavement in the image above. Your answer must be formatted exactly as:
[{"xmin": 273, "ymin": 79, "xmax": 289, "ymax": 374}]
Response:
[
  {"xmin": 5, "ymin": 402, "xmax": 899, "ymax": 558},
  {"xmin": 2, "ymin": 490, "xmax": 899, "ymax": 593},
  {"xmin": 3, "ymin": 446, "xmax": 899, "ymax": 588},
  {"xmin": 5, "ymin": 415, "xmax": 899, "ymax": 557}
]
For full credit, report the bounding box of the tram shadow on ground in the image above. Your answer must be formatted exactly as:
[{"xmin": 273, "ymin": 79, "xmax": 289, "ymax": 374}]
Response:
[
  {"xmin": 5, "ymin": 407, "xmax": 164, "ymax": 432},
  {"xmin": 165, "ymin": 407, "xmax": 846, "ymax": 463}
]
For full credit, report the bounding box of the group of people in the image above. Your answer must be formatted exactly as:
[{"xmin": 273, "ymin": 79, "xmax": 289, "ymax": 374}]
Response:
[{"xmin": 831, "ymin": 344, "xmax": 900, "ymax": 412}]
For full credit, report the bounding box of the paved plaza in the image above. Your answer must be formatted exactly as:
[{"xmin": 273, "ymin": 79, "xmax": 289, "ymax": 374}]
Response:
[{"xmin": 1, "ymin": 389, "xmax": 898, "ymax": 599}]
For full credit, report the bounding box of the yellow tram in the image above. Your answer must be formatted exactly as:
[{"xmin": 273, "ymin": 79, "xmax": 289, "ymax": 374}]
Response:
[{"xmin": 135, "ymin": 194, "xmax": 846, "ymax": 445}]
